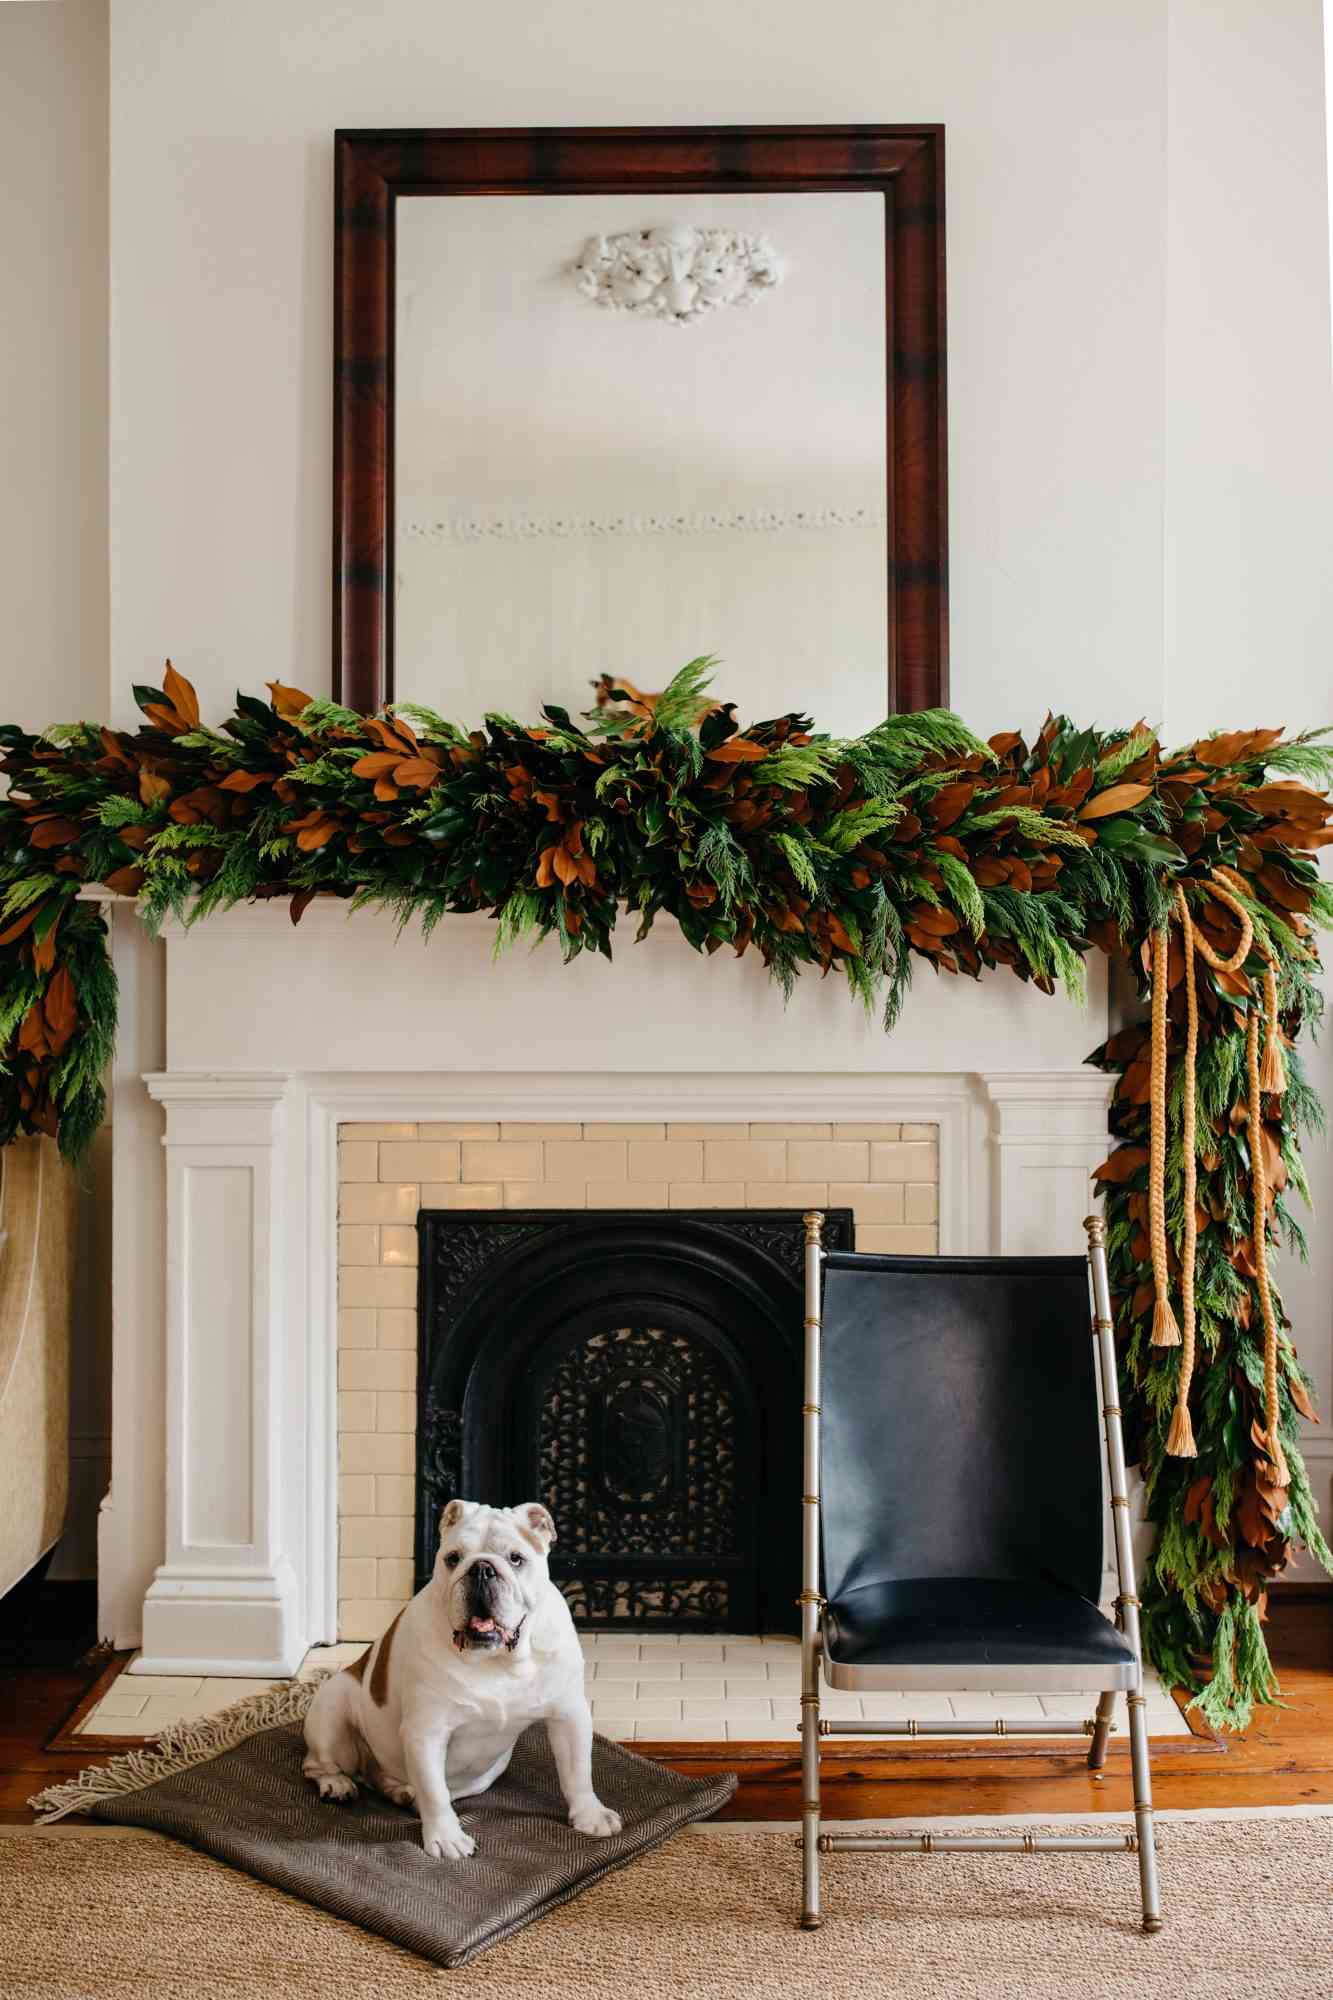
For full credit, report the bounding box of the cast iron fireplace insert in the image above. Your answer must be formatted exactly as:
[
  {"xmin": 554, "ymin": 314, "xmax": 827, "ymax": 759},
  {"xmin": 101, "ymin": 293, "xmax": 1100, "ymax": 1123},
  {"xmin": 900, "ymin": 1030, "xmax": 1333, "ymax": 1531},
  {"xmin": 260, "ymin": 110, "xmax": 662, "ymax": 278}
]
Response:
[{"xmin": 414, "ymin": 1208, "xmax": 854, "ymax": 1632}]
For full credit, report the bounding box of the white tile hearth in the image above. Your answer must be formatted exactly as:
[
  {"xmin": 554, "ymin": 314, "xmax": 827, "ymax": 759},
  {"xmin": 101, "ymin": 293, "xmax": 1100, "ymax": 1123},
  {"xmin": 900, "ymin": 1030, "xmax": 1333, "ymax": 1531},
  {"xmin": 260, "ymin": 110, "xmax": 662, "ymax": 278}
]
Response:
[{"xmin": 75, "ymin": 1636, "xmax": 1193, "ymax": 1742}]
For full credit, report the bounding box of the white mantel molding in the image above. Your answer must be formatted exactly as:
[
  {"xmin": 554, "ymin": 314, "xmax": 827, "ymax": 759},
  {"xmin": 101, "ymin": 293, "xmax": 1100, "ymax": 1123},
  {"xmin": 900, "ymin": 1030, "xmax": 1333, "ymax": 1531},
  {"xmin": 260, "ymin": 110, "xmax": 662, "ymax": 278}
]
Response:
[
  {"xmin": 134, "ymin": 1073, "xmax": 302, "ymax": 1676},
  {"xmin": 980, "ymin": 1070, "xmax": 1116, "ymax": 1258},
  {"xmin": 104, "ymin": 1062, "xmax": 1117, "ymax": 1670},
  {"xmin": 93, "ymin": 897, "xmax": 1122, "ymax": 1669}
]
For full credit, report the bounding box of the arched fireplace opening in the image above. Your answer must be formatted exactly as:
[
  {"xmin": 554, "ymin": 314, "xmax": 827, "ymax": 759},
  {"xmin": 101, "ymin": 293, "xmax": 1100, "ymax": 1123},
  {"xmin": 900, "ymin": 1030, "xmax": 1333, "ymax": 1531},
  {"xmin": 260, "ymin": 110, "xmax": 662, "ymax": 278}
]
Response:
[{"xmin": 414, "ymin": 1209, "xmax": 853, "ymax": 1632}]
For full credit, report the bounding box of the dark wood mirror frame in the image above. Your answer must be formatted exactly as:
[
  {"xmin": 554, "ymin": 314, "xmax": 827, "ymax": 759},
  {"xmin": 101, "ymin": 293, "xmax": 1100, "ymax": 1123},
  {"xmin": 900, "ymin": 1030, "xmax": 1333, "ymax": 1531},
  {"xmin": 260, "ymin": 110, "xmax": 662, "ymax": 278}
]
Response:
[{"xmin": 334, "ymin": 124, "xmax": 947, "ymax": 715}]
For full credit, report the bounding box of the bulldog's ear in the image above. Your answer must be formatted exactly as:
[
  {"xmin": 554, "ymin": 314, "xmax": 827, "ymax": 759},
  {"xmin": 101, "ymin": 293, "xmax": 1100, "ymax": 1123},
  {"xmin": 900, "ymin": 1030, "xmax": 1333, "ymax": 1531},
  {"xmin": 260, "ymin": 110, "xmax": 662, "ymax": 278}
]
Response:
[
  {"xmin": 515, "ymin": 1502, "xmax": 556, "ymax": 1552},
  {"xmin": 439, "ymin": 1498, "xmax": 471, "ymax": 1534}
]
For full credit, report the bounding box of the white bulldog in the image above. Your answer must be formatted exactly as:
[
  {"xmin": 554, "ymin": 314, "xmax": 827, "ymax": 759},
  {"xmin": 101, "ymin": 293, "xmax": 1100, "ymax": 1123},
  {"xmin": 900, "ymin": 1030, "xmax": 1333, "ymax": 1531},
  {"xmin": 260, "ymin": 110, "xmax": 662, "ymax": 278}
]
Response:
[{"xmin": 302, "ymin": 1498, "xmax": 622, "ymax": 1859}]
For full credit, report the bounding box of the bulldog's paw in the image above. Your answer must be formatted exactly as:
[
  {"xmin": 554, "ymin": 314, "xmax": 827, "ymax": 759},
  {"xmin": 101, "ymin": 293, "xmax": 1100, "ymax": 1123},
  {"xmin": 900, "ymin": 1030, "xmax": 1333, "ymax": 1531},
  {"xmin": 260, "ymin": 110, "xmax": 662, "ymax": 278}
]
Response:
[
  {"xmin": 421, "ymin": 1817, "xmax": 476, "ymax": 1861},
  {"xmin": 314, "ymin": 1772, "xmax": 358, "ymax": 1802},
  {"xmin": 384, "ymin": 1782, "xmax": 415, "ymax": 1808},
  {"xmin": 570, "ymin": 1800, "xmax": 623, "ymax": 1839}
]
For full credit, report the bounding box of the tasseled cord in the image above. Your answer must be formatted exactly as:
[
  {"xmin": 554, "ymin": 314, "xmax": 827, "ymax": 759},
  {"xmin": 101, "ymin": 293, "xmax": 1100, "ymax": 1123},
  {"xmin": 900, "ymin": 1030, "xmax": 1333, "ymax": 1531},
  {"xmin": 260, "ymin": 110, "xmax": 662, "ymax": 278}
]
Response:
[
  {"xmin": 1151, "ymin": 869, "xmax": 1287, "ymax": 1475},
  {"xmin": 1164, "ymin": 885, "xmax": 1198, "ymax": 1457}
]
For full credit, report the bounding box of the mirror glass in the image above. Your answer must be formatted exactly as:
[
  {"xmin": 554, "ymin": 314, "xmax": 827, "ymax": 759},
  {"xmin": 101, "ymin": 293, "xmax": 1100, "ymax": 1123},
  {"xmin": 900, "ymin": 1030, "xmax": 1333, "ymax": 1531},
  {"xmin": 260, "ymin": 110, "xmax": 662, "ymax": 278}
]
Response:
[{"xmin": 395, "ymin": 192, "xmax": 886, "ymax": 732}]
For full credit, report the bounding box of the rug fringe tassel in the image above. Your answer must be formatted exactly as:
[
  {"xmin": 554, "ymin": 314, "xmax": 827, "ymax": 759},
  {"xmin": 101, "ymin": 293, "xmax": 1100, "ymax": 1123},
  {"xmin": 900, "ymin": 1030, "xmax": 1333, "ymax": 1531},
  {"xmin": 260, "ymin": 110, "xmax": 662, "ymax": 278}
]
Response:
[{"xmin": 28, "ymin": 1673, "xmax": 326, "ymax": 1822}]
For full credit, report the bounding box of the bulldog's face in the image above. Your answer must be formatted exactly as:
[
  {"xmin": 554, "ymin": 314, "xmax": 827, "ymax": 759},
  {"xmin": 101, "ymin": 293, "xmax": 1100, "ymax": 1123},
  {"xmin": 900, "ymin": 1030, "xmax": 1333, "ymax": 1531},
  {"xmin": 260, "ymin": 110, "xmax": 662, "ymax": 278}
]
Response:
[{"xmin": 435, "ymin": 1499, "xmax": 556, "ymax": 1655}]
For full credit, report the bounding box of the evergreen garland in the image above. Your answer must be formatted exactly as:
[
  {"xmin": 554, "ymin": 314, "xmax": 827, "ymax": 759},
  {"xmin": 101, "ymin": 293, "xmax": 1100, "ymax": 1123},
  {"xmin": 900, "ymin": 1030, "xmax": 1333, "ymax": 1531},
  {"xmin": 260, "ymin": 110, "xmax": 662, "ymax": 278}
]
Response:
[{"xmin": 2, "ymin": 661, "xmax": 1331, "ymax": 1728}]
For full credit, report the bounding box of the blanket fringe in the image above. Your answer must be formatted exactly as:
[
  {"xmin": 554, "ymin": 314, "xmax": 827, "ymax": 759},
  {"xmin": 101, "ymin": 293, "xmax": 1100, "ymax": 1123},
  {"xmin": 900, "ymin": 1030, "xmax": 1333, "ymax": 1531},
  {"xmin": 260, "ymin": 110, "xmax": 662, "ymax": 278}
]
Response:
[{"xmin": 28, "ymin": 1673, "xmax": 326, "ymax": 1823}]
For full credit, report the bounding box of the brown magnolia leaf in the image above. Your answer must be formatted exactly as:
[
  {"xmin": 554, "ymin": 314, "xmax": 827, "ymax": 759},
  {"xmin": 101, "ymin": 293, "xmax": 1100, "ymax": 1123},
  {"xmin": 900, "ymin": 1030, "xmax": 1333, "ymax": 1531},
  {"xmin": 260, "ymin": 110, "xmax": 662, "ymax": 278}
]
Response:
[
  {"xmin": 289, "ymin": 888, "xmax": 316, "ymax": 927},
  {"xmin": 910, "ymin": 904, "xmax": 960, "ymax": 937},
  {"xmin": 42, "ymin": 965, "xmax": 77, "ymax": 1045},
  {"xmin": 1234, "ymin": 1481, "xmax": 1271, "ymax": 1550},
  {"xmin": 392, "ymin": 757, "xmax": 443, "ymax": 789},
  {"xmin": 295, "ymin": 819, "xmax": 337, "ymax": 852},
  {"xmin": 705, "ymin": 738, "xmax": 769, "ymax": 763},
  {"xmin": 28, "ymin": 818, "xmax": 80, "ymax": 850},
  {"xmin": 32, "ymin": 914, "xmax": 60, "ymax": 975},
  {"xmin": 1182, "ymin": 1475, "xmax": 1211, "ymax": 1527},
  {"xmin": 103, "ymin": 865, "xmax": 145, "ymax": 896},
  {"xmin": 362, "ymin": 715, "xmax": 417, "ymax": 756},
  {"xmin": 1286, "ymin": 1371, "xmax": 1318, "ymax": 1423},
  {"xmin": 1078, "ymin": 782, "xmax": 1153, "ymax": 821},
  {"xmin": 1092, "ymin": 1145, "xmax": 1149, "ymax": 1185},
  {"xmin": 825, "ymin": 913, "xmax": 859, "ymax": 956},
  {"xmin": 217, "ymin": 768, "xmax": 272, "ymax": 793},
  {"xmin": 928, "ymin": 782, "xmax": 974, "ymax": 828},
  {"xmin": 162, "ymin": 661, "xmax": 201, "ymax": 728},
  {"xmin": 536, "ymin": 846, "xmax": 558, "ymax": 889},
  {"xmin": 267, "ymin": 680, "xmax": 314, "ymax": 720},
  {"xmin": 351, "ymin": 752, "xmax": 402, "ymax": 779},
  {"xmin": 139, "ymin": 770, "xmax": 172, "ymax": 806},
  {"xmin": 0, "ymin": 904, "xmax": 41, "ymax": 948},
  {"xmin": 17, "ymin": 1002, "xmax": 49, "ymax": 1059}
]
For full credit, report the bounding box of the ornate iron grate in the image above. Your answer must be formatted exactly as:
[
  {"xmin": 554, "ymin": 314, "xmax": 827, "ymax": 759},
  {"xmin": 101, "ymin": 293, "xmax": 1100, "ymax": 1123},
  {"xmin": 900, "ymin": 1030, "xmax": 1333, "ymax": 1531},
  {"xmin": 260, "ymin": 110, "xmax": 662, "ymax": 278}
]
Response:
[{"xmin": 414, "ymin": 1209, "xmax": 853, "ymax": 1631}]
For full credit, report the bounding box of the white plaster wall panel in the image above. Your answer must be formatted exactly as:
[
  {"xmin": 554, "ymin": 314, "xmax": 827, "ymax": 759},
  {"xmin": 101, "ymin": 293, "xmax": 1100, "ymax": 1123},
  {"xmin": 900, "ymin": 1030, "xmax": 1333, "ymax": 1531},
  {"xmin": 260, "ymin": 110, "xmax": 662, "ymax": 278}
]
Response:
[{"xmin": 109, "ymin": 0, "xmax": 1168, "ymax": 736}]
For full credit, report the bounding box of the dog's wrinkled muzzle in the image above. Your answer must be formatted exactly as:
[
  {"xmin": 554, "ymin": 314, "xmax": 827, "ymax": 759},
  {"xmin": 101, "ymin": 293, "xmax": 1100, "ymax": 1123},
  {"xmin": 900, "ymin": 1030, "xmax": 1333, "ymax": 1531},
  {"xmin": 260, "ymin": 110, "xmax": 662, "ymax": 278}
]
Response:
[{"xmin": 454, "ymin": 1559, "xmax": 524, "ymax": 1651}]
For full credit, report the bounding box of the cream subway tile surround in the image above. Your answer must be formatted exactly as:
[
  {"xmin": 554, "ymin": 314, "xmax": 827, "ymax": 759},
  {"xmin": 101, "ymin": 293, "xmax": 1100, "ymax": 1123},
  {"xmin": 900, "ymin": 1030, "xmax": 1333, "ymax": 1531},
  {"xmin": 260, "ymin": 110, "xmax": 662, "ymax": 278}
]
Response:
[
  {"xmin": 336, "ymin": 1117, "xmax": 938, "ymax": 1639},
  {"xmin": 339, "ymin": 1182, "xmax": 421, "ymax": 1224},
  {"xmin": 461, "ymin": 1140, "xmax": 543, "ymax": 1182},
  {"xmin": 582, "ymin": 1123, "xmax": 667, "ymax": 1141},
  {"xmin": 702, "ymin": 1139, "xmax": 787, "ymax": 1182},
  {"xmin": 628, "ymin": 1139, "xmax": 703, "ymax": 1181},
  {"xmin": 667, "ymin": 1181, "xmax": 747, "ymax": 1209},
  {"xmin": 378, "ymin": 1142, "xmax": 460, "ymax": 1183}
]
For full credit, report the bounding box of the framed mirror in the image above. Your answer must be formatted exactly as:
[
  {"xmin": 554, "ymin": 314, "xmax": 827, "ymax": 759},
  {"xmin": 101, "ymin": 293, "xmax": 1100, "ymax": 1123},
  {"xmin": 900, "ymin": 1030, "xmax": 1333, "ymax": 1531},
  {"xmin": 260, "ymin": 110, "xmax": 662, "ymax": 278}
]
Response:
[{"xmin": 334, "ymin": 126, "xmax": 947, "ymax": 723}]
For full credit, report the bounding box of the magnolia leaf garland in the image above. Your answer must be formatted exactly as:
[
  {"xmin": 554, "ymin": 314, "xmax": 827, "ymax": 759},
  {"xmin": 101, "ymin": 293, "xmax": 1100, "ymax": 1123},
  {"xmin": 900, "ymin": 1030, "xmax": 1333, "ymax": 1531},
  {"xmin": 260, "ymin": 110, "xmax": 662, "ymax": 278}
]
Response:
[{"xmin": 2, "ymin": 660, "xmax": 1332, "ymax": 1729}]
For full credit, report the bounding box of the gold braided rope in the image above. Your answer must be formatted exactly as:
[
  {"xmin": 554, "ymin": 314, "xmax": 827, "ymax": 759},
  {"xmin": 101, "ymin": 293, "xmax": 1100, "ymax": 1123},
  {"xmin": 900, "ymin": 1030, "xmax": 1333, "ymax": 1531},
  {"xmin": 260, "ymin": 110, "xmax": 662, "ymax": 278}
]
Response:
[
  {"xmin": 1153, "ymin": 869, "xmax": 1288, "ymax": 1477},
  {"xmin": 1147, "ymin": 921, "xmax": 1180, "ymax": 1347},
  {"xmin": 1165, "ymin": 884, "xmax": 1198, "ymax": 1456}
]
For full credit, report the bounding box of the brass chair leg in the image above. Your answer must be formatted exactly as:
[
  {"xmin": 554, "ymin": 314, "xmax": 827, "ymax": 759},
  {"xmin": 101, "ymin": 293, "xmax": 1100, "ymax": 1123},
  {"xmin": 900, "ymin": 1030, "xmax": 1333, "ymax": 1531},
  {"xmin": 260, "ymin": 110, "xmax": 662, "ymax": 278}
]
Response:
[
  {"xmin": 1087, "ymin": 1689, "xmax": 1116, "ymax": 1771},
  {"xmin": 799, "ymin": 1679, "xmax": 822, "ymax": 1929},
  {"xmin": 1126, "ymin": 1689, "xmax": 1163, "ymax": 1932}
]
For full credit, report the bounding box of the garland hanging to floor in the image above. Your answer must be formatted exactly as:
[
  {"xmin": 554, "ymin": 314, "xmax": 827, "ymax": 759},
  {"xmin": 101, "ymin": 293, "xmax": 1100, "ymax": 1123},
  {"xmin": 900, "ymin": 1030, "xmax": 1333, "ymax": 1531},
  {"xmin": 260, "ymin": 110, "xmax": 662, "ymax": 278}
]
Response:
[{"xmin": 2, "ymin": 657, "xmax": 1331, "ymax": 1728}]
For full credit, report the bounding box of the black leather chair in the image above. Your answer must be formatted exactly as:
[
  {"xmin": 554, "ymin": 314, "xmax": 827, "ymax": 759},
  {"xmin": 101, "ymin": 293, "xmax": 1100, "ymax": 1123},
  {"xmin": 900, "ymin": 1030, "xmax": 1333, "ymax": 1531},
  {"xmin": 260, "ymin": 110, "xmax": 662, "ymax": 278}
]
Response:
[{"xmin": 796, "ymin": 1212, "xmax": 1161, "ymax": 1934}]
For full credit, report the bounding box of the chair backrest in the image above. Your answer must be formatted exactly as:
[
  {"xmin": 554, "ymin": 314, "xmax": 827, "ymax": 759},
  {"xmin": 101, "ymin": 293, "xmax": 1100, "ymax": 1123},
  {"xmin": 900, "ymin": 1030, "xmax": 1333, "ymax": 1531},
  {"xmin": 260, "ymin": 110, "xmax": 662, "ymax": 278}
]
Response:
[{"xmin": 818, "ymin": 1251, "xmax": 1103, "ymax": 1606}]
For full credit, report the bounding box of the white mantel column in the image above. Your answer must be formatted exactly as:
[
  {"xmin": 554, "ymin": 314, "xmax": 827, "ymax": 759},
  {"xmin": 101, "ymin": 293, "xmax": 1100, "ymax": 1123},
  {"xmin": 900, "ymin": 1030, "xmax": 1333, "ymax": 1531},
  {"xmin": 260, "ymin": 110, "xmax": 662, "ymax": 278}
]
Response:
[
  {"xmin": 135, "ymin": 1073, "xmax": 302, "ymax": 1676},
  {"xmin": 980, "ymin": 1070, "xmax": 1115, "ymax": 1257}
]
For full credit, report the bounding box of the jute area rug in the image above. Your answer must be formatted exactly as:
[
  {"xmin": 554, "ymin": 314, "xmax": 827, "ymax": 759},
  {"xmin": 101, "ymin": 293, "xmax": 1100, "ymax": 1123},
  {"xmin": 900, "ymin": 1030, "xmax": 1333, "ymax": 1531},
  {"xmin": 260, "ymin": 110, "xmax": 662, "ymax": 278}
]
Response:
[{"xmin": 4, "ymin": 1813, "xmax": 1330, "ymax": 2000}]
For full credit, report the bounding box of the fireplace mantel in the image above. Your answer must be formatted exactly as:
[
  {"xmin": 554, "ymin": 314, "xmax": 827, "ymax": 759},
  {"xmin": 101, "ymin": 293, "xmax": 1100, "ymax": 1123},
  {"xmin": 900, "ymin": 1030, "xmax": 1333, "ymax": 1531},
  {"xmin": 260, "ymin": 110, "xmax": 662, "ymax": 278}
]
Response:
[{"xmin": 99, "ymin": 902, "xmax": 1115, "ymax": 1673}]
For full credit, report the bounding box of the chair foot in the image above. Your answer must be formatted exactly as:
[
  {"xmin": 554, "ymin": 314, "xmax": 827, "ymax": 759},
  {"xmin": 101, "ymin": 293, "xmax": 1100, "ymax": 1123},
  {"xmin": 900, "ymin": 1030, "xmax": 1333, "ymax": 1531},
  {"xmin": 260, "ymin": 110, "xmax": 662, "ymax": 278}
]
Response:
[
  {"xmin": 1142, "ymin": 1916, "xmax": 1164, "ymax": 1935},
  {"xmin": 799, "ymin": 1914, "xmax": 823, "ymax": 1931}
]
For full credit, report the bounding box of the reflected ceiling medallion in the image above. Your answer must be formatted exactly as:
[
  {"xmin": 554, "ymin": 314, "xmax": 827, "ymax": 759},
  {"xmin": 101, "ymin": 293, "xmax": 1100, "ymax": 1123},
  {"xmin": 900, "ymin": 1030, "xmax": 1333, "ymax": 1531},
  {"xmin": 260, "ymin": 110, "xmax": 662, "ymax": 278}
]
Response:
[{"xmin": 572, "ymin": 226, "xmax": 785, "ymax": 325}]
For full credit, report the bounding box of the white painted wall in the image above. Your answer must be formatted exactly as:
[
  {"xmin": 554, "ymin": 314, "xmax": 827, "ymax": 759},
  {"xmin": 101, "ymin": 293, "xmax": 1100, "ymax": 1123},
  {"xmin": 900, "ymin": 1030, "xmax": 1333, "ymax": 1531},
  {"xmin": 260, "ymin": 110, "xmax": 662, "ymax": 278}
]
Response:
[
  {"xmin": 107, "ymin": 0, "xmax": 1168, "ymax": 739},
  {"xmin": 0, "ymin": 0, "xmax": 111, "ymax": 1581},
  {"xmin": 1163, "ymin": 0, "xmax": 1333, "ymax": 1567}
]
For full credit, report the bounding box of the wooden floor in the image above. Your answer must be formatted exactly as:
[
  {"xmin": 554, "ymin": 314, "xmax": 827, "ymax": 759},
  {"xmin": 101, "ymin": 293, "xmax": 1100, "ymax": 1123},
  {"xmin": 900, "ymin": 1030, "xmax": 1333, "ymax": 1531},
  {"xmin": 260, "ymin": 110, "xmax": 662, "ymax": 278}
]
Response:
[{"xmin": 3, "ymin": 1588, "xmax": 1330, "ymax": 1824}]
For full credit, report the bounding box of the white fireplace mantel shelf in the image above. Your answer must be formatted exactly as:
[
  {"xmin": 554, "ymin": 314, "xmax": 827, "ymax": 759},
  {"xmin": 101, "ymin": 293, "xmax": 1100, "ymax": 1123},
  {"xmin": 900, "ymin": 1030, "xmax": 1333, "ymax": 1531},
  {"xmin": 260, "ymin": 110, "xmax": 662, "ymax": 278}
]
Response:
[{"xmin": 100, "ymin": 901, "xmax": 1116, "ymax": 1673}]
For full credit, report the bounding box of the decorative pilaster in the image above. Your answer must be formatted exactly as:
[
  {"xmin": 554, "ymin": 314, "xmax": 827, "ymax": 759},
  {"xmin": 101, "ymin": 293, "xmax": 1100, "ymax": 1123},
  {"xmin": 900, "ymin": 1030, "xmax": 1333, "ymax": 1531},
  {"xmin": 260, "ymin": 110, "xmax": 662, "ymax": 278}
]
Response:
[
  {"xmin": 136, "ymin": 1074, "xmax": 301, "ymax": 1676},
  {"xmin": 979, "ymin": 1071, "xmax": 1115, "ymax": 1257}
]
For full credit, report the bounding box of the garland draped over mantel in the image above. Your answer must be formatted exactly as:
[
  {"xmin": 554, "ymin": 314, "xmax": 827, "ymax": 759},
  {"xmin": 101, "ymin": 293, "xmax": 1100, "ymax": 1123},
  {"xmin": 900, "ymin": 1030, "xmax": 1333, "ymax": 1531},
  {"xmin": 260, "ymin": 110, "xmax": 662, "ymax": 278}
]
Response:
[{"xmin": 2, "ymin": 658, "xmax": 1331, "ymax": 1728}]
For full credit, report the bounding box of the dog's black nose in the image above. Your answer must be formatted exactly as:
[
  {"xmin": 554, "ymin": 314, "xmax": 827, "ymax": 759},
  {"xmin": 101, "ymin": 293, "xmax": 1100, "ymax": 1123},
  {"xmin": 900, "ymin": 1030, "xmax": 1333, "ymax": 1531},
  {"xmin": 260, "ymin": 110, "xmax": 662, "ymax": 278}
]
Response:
[{"xmin": 471, "ymin": 1559, "xmax": 496, "ymax": 1582}]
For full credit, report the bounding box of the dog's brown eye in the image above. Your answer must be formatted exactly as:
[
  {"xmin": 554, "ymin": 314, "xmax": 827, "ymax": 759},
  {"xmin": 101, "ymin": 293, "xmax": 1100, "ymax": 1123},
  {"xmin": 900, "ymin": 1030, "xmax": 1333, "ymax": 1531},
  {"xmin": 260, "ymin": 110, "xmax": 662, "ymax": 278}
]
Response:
[
  {"xmin": 444, "ymin": 1552, "xmax": 461, "ymax": 1568},
  {"xmin": 509, "ymin": 1551, "xmax": 525, "ymax": 1566}
]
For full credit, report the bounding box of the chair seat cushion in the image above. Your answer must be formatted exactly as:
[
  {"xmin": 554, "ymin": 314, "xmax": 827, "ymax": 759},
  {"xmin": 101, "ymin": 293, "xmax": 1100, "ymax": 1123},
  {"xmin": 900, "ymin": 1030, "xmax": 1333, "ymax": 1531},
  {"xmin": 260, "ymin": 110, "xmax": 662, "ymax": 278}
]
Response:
[{"xmin": 821, "ymin": 1577, "xmax": 1138, "ymax": 1692}]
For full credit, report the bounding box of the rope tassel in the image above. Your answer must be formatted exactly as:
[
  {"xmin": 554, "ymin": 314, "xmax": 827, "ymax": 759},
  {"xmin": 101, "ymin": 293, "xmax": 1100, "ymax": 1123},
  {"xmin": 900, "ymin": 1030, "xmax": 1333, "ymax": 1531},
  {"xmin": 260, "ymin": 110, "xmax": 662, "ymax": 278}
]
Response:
[{"xmin": 1260, "ymin": 964, "xmax": 1287, "ymax": 1097}]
